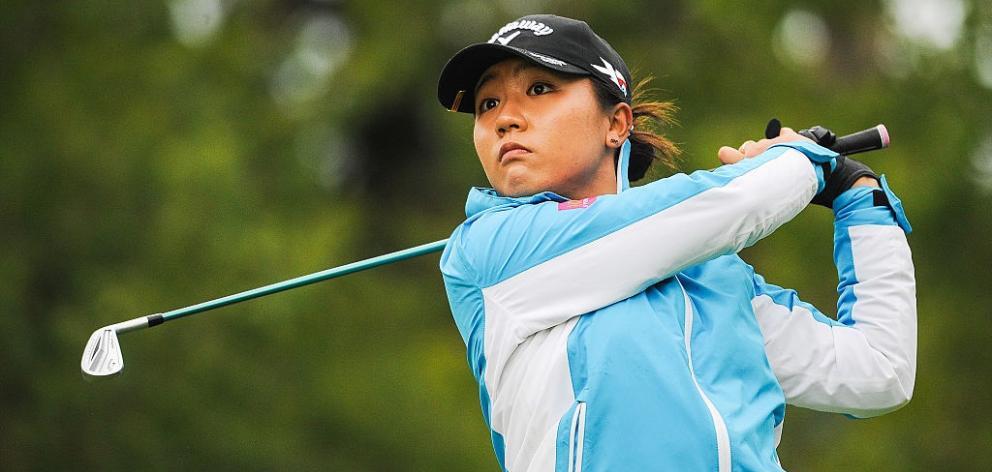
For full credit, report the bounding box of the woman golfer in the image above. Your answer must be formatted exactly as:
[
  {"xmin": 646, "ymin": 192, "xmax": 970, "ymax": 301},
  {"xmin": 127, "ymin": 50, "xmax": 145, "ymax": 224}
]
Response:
[{"xmin": 437, "ymin": 14, "xmax": 915, "ymax": 472}]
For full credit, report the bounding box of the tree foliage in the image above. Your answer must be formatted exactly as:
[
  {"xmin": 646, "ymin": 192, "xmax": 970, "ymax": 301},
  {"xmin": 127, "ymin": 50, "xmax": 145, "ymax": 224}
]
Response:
[{"xmin": 2, "ymin": 0, "xmax": 990, "ymax": 470}]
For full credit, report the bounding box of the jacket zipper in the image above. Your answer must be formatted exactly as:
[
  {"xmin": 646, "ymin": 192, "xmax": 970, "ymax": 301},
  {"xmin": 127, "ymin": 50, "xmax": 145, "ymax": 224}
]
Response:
[
  {"xmin": 679, "ymin": 281, "xmax": 731, "ymax": 472},
  {"xmin": 567, "ymin": 401, "xmax": 587, "ymax": 472}
]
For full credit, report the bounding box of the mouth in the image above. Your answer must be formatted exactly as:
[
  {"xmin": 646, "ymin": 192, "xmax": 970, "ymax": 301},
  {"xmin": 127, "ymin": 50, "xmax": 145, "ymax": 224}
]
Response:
[{"xmin": 499, "ymin": 142, "xmax": 531, "ymax": 162}]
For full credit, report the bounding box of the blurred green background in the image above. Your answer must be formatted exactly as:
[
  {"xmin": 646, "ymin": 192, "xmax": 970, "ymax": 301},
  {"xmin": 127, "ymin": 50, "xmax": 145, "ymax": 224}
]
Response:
[{"xmin": 2, "ymin": 0, "xmax": 990, "ymax": 470}]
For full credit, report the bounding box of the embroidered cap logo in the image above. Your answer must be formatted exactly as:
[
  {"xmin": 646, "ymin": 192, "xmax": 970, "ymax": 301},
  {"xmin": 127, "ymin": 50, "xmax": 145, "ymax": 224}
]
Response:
[{"xmin": 591, "ymin": 57, "xmax": 627, "ymax": 97}]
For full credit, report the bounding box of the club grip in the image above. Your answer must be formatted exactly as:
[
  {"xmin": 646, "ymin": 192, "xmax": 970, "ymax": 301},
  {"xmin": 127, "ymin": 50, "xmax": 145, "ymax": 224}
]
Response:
[
  {"xmin": 766, "ymin": 119, "xmax": 890, "ymax": 156},
  {"xmin": 830, "ymin": 124, "xmax": 890, "ymax": 156}
]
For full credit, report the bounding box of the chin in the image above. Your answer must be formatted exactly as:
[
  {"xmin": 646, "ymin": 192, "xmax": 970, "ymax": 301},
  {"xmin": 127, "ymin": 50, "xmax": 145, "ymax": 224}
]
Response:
[
  {"xmin": 497, "ymin": 185, "xmax": 528, "ymax": 198},
  {"xmin": 496, "ymin": 174, "xmax": 536, "ymax": 197}
]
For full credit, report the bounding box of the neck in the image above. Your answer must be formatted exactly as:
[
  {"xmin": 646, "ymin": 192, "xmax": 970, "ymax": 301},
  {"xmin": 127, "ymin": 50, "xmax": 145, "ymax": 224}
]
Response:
[
  {"xmin": 558, "ymin": 163, "xmax": 619, "ymax": 200},
  {"xmin": 574, "ymin": 147, "xmax": 625, "ymax": 199}
]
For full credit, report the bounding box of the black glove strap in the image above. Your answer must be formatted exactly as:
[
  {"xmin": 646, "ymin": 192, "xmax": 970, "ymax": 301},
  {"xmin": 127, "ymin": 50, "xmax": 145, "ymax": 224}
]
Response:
[
  {"xmin": 811, "ymin": 155, "xmax": 878, "ymax": 208},
  {"xmin": 872, "ymin": 188, "xmax": 890, "ymax": 208}
]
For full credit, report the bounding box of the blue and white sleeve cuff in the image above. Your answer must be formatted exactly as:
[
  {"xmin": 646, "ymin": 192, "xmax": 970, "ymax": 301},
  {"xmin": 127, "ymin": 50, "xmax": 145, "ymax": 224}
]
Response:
[
  {"xmin": 832, "ymin": 175, "xmax": 912, "ymax": 234},
  {"xmin": 768, "ymin": 141, "xmax": 839, "ymax": 193}
]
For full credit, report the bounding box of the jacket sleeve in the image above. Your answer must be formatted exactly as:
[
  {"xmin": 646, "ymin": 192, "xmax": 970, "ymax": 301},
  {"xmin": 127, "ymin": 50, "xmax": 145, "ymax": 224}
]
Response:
[
  {"xmin": 444, "ymin": 143, "xmax": 833, "ymax": 352},
  {"xmin": 751, "ymin": 181, "xmax": 917, "ymax": 417}
]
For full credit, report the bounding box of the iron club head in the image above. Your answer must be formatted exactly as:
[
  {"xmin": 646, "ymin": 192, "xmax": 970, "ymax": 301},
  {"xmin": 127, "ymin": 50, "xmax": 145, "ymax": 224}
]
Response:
[
  {"xmin": 80, "ymin": 315, "xmax": 156, "ymax": 380},
  {"xmin": 81, "ymin": 326, "xmax": 125, "ymax": 379}
]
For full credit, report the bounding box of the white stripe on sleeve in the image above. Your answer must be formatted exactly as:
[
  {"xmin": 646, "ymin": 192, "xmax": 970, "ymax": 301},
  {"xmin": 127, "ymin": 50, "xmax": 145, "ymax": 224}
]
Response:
[{"xmin": 756, "ymin": 225, "xmax": 916, "ymax": 417}]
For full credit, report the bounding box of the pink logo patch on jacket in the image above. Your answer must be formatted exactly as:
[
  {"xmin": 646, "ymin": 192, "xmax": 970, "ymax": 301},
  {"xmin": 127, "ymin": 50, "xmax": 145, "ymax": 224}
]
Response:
[{"xmin": 558, "ymin": 197, "xmax": 597, "ymax": 211}]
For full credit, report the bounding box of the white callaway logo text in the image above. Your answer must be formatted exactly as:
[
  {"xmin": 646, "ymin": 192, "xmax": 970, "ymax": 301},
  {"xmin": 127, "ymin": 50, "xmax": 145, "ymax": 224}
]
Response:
[{"xmin": 488, "ymin": 20, "xmax": 554, "ymax": 44}]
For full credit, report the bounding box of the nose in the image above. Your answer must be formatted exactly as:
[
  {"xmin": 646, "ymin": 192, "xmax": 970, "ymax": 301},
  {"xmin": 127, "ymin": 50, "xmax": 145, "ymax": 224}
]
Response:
[{"xmin": 494, "ymin": 99, "xmax": 526, "ymax": 136}]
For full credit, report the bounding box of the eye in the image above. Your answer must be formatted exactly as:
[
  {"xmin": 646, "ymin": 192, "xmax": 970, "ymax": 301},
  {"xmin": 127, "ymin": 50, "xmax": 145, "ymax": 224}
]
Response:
[
  {"xmin": 528, "ymin": 82, "xmax": 553, "ymax": 95},
  {"xmin": 478, "ymin": 97, "xmax": 498, "ymax": 113}
]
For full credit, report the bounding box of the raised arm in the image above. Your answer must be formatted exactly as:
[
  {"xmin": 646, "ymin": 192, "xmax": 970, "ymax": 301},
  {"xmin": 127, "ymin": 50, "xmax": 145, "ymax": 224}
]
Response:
[
  {"xmin": 443, "ymin": 142, "xmax": 837, "ymax": 347},
  {"xmin": 752, "ymin": 180, "xmax": 916, "ymax": 417}
]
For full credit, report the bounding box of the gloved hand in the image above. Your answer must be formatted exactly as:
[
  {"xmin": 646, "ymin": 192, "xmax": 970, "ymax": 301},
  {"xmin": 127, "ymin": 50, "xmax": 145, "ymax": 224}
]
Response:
[{"xmin": 811, "ymin": 155, "xmax": 878, "ymax": 208}]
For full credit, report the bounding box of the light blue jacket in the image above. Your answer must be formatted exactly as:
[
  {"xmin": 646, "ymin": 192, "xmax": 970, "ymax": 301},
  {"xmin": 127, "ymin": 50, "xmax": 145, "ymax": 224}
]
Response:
[{"xmin": 440, "ymin": 142, "xmax": 915, "ymax": 471}]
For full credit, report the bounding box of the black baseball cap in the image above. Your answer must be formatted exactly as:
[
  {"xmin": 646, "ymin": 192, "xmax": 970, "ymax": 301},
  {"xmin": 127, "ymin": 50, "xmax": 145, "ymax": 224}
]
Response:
[{"xmin": 437, "ymin": 14, "xmax": 632, "ymax": 113}]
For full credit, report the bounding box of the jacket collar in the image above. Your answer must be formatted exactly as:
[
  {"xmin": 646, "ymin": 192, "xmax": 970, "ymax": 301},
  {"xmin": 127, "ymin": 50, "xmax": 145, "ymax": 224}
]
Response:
[{"xmin": 464, "ymin": 187, "xmax": 568, "ymax": 218}]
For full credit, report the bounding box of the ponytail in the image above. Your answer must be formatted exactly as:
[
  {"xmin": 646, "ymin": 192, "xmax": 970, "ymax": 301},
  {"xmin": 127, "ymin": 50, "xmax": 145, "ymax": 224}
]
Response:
[{"xmin": 594, "ymin": 76, "xmax": 681, "ymax": 181}]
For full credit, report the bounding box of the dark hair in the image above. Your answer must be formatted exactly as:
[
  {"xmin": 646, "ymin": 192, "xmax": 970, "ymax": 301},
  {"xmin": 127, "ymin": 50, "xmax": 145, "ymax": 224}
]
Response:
[{"xmin": 592, "ymin": 76, "xmax": 680, "ymax": 181}]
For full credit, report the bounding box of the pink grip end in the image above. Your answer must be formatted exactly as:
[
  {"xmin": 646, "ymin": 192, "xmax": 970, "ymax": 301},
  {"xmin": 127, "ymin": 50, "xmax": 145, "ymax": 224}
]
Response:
[{"xmin": 877, "ymin": 124, "xmax": 890, "ymax": 148}]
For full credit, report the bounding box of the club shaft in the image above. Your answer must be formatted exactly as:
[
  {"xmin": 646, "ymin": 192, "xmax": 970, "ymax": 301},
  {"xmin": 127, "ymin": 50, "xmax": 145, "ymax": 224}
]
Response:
[
  {"xmin": 158, "ymin": 239, "xmax": 449, "ymax": 323},
  {"xmin": 113, "ymin": 122, "xmax": 890, "ymax": 329}
]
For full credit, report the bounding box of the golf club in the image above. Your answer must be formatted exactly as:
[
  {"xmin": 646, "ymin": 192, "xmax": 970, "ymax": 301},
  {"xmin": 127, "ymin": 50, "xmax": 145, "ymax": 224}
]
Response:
[
  {"xmin": 81, "ymin": 238, "xmax": 448, "ymax": 379},
  {"xmin": 764, "ymin": 118, "xmax": 890, "ymax": 155},
  {"xmin": 81, "ymin": 122, "xmax": 891, "ymax": 380}
]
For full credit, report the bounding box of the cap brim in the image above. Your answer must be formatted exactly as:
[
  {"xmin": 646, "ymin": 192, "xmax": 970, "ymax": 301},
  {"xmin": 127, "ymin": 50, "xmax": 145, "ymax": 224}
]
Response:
[{"xmin": 437, "ymin": 43, "xmax": 588, "ymax": 113}]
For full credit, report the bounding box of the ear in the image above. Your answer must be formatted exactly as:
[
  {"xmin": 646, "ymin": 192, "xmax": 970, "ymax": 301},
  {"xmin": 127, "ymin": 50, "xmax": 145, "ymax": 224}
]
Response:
[{"xmin": 605, "ymin": 102, "xmax": 634, "ymax": 148}]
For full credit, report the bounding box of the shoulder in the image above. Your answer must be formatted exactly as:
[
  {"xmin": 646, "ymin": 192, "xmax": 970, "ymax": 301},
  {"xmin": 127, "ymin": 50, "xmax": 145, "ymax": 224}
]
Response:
[{"xmin": 442, "ymin": 200, "xmax": 557, "ymax": 286}]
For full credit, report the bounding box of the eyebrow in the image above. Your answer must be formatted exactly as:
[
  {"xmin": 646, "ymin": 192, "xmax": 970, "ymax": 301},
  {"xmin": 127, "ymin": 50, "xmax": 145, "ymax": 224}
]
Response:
[{"xmin": 474, "ymin": 61, "xmax": 547, "ymax": 95}]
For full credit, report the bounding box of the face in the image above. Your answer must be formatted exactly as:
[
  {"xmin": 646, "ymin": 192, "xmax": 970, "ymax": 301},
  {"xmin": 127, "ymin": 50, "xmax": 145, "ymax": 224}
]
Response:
[{"xmin": 473, "ymin": 58, "xmax": 622, "ymax": 199}]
